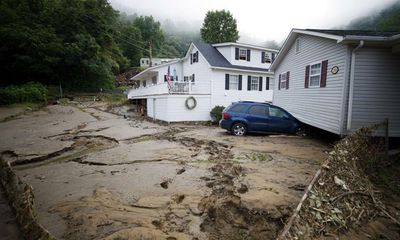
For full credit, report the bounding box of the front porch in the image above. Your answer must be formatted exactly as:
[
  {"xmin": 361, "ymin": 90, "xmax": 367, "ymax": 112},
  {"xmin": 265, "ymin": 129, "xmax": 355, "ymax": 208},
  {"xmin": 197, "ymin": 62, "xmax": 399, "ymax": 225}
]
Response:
[{"xmin": 127, "ymin": 82, "xmax": 196, "ymax": 99}]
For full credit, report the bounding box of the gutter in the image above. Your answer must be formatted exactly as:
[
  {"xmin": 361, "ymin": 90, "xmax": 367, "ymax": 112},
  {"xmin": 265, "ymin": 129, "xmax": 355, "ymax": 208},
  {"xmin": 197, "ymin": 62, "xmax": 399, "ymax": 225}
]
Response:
[{"xmin": 346, "ymin": 40, "xmax": 364, "ymax": 131}]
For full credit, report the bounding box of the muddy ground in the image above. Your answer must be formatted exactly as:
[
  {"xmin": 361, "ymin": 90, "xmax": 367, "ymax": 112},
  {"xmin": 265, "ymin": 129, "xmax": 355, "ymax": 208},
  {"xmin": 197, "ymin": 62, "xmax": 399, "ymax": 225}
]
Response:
[{"xmin": 0, "ymin": 100, "xmax": 330, "ymax": 240}]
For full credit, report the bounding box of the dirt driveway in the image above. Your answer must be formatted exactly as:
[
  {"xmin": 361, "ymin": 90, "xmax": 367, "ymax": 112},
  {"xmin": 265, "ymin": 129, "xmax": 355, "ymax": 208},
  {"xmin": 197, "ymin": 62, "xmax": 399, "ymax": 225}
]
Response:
[{"xmin": 0, "ymin": 101, "xmax": 329, "ymax": 239}]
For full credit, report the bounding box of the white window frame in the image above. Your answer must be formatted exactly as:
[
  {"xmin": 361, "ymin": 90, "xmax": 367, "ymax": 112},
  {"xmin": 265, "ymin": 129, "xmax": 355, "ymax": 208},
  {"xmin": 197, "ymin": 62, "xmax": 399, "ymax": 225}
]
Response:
[
  {"xmin": 309, "ymin": 61, "xmax": 322, "ymax": 88},
  {"xmin": 229, "ymin": 75, "xmax": 239, "ymax": 90},
  {"xmin": 295, "ymin": 38, "xmax": 301, "ymax": 53},
  {"xmin": 264, "ymin": 53, "xmax": 271, "ymax": 63},
  {"xmin": 250, "ymin": 76, "xmax": 259, "ymax": 91},
  {"xmin": 239, "ymin": 48, "xmax": 247, "ymax": 60},
  {"xmin": 280, "ymin": 72, "xmax": 288, "ymax": 89}
]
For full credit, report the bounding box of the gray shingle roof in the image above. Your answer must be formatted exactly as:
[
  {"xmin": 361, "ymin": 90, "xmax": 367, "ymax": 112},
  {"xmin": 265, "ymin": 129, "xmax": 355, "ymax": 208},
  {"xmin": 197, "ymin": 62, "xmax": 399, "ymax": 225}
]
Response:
[
  {"xmin": 193, "ymin": 42, "xmax": 269, "ymax": 72},
  {"xmin": 306, "ymin": 29, "xmax": 400, "ymax": 37}
]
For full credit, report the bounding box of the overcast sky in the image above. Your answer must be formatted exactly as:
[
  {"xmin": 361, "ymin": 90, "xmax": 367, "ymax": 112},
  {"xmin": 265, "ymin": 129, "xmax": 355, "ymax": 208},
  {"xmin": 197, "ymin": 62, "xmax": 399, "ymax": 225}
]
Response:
[{"xmin": 110, "ymin": 0, "xmax": 398, "ymax": 44}]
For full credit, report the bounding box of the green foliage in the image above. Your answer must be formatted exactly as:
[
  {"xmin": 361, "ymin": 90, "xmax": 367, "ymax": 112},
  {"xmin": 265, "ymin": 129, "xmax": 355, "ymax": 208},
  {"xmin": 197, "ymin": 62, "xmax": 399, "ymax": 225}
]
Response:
[
  {"xmin": 0, "ymin": 0, "xmax": 126, "ymax": 91},
  {"xmin": 133, "ymin": 16, "xmax": 164, "ymax": 56},
  {"xmin": 210, "ymin": 105, "xmax": 225, "ymax": 123},
  {"xmin": 347, "ymin": 1, "xmax": 400, "ymax": 31},
  {"xmin": 200, "ymin": 10, "xmax": 239, "ymax": 44},
  {"xmin": 0, "ymin": 82, "xmax": 48, "ymax": 105}
]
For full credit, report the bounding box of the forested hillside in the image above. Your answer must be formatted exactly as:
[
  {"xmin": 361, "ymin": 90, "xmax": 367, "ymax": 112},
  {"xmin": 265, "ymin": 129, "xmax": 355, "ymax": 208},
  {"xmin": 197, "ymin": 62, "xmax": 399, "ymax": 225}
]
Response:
[
  {"xmin": 0, "ymin": 0, "xmax": 195, "ymax": 91},
  {"xmin": 346, "ymin": 1, "xmax": 400, "ymax": 31}
]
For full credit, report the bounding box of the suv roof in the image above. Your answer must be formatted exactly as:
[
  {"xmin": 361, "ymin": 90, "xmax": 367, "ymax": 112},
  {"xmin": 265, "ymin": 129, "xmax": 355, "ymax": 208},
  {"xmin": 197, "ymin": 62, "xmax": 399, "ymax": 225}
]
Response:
[{"xmin": 236, "ymin": 101, "xmax": 271, "ymax": 105}]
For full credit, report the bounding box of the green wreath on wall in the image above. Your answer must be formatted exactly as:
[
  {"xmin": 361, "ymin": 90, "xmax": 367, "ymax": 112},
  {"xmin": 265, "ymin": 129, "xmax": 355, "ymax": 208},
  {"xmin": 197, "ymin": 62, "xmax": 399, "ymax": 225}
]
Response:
[{"xmin": 185, "ymin": 96, "xmax": 197, "ymax": 110}]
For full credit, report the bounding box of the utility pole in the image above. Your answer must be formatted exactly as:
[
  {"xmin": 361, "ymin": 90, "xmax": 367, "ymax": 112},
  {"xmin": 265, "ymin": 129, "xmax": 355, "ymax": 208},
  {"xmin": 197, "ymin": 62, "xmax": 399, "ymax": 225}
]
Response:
[{"xmin": 149, "ymin": 41, "xmax": 153, "ymax": 67}]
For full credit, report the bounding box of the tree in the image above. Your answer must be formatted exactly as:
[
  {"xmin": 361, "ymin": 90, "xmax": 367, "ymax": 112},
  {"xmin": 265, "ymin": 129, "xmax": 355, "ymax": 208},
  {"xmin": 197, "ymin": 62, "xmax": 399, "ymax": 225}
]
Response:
[
  {"xmin": 200, "ymin": 10, "xmax": 239, "ymax": 44},
  {"xmin": 133, "ymin": 16, "xmax": 164, "ymax": 57}
]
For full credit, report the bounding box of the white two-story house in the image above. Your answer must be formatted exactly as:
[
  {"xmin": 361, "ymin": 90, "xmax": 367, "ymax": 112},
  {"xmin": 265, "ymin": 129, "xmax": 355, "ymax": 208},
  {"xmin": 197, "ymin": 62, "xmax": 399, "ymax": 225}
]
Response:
[{"xmin": 128, "ymin": 42, "xmax": 278, "ymax": 122}]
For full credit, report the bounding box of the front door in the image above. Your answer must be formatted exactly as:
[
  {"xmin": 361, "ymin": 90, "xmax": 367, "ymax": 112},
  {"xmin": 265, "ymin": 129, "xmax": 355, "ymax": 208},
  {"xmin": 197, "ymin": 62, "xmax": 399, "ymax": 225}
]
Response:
[
  {"xmin": 246, "ymin": 105, "xmax": 269, "ymax": 132},
  {"xmin": 267, "ymin": 106, "xmax": 293, "ymax": 133}
]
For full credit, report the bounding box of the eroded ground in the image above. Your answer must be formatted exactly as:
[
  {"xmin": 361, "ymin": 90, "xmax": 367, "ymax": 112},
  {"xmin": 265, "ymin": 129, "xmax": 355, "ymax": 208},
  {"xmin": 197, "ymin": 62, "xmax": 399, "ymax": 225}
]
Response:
[{"xmin": 0, "ymin": 100, "xmax": 329, "ymax": 239}]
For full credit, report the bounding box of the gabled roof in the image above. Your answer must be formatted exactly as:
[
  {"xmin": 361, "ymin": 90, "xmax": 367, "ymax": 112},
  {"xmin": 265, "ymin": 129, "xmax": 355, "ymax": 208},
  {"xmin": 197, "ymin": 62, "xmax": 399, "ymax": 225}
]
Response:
[
  {"xmin": 193, "ymin": 42, "xmax": 270, "ymax": 73},
  {"xmin": 305, "ymin": 29, "xmax": 400, "ymax": 37},
  {"xmin": 270, "ymin": 28, "xmax": 400, "ymax": 71},
  {"xmin": 212, "ymin": 42, "xmax": 279, "ymax": 53}
]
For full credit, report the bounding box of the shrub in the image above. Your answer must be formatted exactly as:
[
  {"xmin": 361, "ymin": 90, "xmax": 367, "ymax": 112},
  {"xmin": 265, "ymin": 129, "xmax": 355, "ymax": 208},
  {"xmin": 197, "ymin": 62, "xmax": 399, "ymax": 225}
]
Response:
[
  {"xmin": 0, "ymin": 82, "xmax": 48, "ymax": 105},
  {"xmin": 210, "ymin": 105, "xmax": 225, "ymax": 123}
]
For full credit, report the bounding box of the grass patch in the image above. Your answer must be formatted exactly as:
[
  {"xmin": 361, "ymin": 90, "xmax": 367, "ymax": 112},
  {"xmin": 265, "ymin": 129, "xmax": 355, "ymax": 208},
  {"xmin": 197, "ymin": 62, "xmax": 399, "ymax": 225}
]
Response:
[{"xmin": 100, "ymin": 93, "xmax": 127, "ymax": 106}]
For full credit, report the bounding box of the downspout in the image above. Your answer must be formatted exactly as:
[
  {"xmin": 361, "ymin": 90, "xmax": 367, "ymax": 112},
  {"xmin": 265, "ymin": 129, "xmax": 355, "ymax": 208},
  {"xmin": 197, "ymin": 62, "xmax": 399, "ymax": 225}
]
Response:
[{"xmin": 346, "ymin": 40, "xmax": 364, "ymax": 131}]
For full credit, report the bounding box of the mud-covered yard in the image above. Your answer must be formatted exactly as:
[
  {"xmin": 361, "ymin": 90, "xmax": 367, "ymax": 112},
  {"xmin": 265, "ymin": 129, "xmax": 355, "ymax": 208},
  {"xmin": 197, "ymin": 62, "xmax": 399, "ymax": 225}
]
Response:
[{"xmin": 0, "ymin": 100, "xmax": 330, "ymax": 240}]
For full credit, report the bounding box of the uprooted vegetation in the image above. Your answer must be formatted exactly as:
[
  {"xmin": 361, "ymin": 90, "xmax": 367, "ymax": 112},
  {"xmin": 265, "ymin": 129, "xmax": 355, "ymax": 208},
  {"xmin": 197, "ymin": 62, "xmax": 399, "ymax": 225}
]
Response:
[{"xmin": 280, "ymin": 123, "xmax": 400, "ymax": 239}]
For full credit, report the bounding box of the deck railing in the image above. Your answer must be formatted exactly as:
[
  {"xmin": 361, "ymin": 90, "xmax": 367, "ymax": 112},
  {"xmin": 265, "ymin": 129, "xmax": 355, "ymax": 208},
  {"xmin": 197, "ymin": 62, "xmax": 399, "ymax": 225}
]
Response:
[{"xmin": 127, "ymin": 82, "xmax": 194, "ymax": 98}]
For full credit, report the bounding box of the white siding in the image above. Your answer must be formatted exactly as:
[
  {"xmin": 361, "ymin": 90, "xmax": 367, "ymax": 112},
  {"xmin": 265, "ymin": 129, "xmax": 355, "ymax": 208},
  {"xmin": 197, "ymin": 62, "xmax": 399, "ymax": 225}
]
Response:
[
  {"xmin": 152, "ymin": 62, "xmax": 183, "ymax": 85},
  {"xmin": 350, "ymin": 48, "xmax": 400, "ymax": 137},
  {"xmin": 216, "ymin": 46, "xmax": 272, "ymax": 69},
  {"xmin": 211, "ymin": 69, "xmax": 274, "ymax": 108},
  {"xmin": 146, "ymin": 95, "xmax": 211, "ymax": 122},
  {"xmin": 273, "ymin": 35, "xmax": 348, "ymax": 134},
  {"xmin": 182, "ymin": 46, "xmax": 213, "ymax": 94}
]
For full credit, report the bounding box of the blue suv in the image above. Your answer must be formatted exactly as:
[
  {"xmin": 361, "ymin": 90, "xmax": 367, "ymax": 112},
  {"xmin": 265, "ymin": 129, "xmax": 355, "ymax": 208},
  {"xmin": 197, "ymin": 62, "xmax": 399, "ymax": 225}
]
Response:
[{"xmin": 219, "ymin": 101, "xmax": 301, "ymax": 136}]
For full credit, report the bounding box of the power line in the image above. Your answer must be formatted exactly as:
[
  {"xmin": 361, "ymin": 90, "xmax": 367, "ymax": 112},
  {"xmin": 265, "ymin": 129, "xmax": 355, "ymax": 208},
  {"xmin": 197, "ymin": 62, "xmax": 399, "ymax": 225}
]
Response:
[{"xmin": 81, "ymin": 14, "xmax": 149, "ymax": 51}]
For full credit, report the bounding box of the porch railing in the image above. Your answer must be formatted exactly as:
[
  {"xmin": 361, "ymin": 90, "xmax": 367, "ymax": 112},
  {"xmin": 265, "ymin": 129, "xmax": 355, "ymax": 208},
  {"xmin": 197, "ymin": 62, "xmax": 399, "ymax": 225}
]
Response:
[{"xmin": 127, "ymin": 81, "xmax": 194, "ymax": 98}]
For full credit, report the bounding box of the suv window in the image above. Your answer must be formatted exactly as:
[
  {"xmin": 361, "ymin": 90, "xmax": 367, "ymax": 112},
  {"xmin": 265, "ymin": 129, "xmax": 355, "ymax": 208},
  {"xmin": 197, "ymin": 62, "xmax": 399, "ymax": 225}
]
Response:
[
  {"xmin": 248, "ymin": 105, "xmax": 268, "ymax": 116},
  {"xmin": 269, "ymin": 107, "xmax": 288, "ymax": 118},
  {"xmin": 228, "ymin": 104, "xmax": 247, "ymax": 113}
]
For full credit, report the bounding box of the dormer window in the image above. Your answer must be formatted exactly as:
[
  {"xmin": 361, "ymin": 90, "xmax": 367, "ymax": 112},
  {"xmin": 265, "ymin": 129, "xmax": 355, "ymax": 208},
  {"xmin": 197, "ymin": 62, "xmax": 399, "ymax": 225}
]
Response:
[
  {"xmin": 235, "ymin": 48, "xmax": 251, "ymax": 61},
  {"xmin": 262, "ymin": 52, "xmax": 271, "ymax": 63},
  {"xmin": 239, "ymin": 49, "xmax": 247, "ymax": 60}
]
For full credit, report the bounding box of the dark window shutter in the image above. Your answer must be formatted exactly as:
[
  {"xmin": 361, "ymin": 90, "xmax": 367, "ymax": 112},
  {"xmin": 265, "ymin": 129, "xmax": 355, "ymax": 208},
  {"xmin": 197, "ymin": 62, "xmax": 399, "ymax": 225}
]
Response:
[
  {"xmin": 190, "ymin": 54, "xmax": 193, "ymax": 64},
  {"xmin": 247, "ymin": 76, "xmax": 251, "ymax": 90},
  {"xmin": 225, "ymin": 74, "xmax": 229, "ymax": 90},
  {"xmin": 235, "ymin": 48, "xmax": 239, "ymax": 60},
  {"xmin": 196, "ymin": 51, "xmax": 199, "ymax": 62},
  {"xmin": 192, "ymin": 74, "xmax": 195, "ymax": 82},
  {"xmin": 305, "ymin": 65, "xmax": 310, "ymax": 88},
  {"xmin": 286, "ymin": 71, "xmax": 290, "ymax": 89},
  {"xmin": 320, "ymin": 60, "xmax": 328, "ymax": 87},
  {"xmin": 247, "ymin": 49, "xmax": 251, "ymax": 61},
  {"xmin": 271, "ymin": 53, "xmax": 276, "ymax": 63},
  {"xmin": 278, "ymin": 74, "xmax": 281, "ymax": 90},
  {"xmin": 238, "ymin": 75, "xmax": 242, "ymax": 90},
  {"xmin": 259, "ymin": 77, "xmax": 263, "ymax": 91},
  {"xmin": 176, "ymin": 75, "xmax": 178, "ymax": 81},
  {"xmin": 261, "ymin": 52, "xmax": 265, "ymax": 63},
  {"xmin": 164, "ymin": 75, "xmax": 167, "ymax": 82},
  {"xmin": 266, "ymin": 77, "xmax": 270, "ymax": 90}
]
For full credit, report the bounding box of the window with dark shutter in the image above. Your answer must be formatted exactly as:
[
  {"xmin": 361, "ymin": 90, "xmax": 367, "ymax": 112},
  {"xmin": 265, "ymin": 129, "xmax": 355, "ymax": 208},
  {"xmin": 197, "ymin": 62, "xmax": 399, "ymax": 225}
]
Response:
[
  {"xmin": 190, "ymin": 54, "xmax": 193, "ymax": 64},
  {"xmin": 192, "ymin": 74, "xmax": 195, "ymax": 83},
  {"xmin": 266, "ymin": 77, "xmax": 270, "ymax": 90},
  {"xmin": 305, "ymin": 65, "xmax": 310, "ymax": 88},
  {"xmin": 286, "ymin": 72, "xmax": 290, "ymax": 89},
  {"xmin": 320, "ymin": 60, "xmax": 328, "ymax": 87},
  {"xmin": 259, "ymin": 77, "xmax": 263, "ymax": 91},
  {"xmin": 247, "ymin": 49, "xmax": 251, "ymax": 61},
  {"xmin": 225, "ymin": 74, "xmax": 229, "ymax": 90},
  {"xmin": 238, "ymin": 75, "xmax": 242, "ymax": 90},
  {"xmin": 261, "ymin": 52, "xmax": 266, "ymax": 63},
  {"xmin": 235, "ymin": 48, "xmax": 239, "ymax": 60},
  {"xmin": 247, "ymin": 76, "xmax": 251, "ymax": 90},
  {"xmin": 164, "ymin": 75, "xmax": 167, "ymax": 82}
]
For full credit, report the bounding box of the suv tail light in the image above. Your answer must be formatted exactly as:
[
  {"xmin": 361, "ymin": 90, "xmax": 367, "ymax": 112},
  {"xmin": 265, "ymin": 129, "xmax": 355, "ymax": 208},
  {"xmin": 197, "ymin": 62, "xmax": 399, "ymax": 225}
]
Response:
[{"xmin": 223, "ymin": 113, "xmax": 231, "ymax": 120}]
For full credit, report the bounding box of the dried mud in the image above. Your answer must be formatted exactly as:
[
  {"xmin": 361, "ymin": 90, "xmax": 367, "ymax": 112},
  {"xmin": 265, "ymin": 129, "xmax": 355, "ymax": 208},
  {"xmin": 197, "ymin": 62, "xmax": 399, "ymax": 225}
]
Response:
[{"xmin": 0, "ymin": 102, "xmax": 329, "ymax": 239}]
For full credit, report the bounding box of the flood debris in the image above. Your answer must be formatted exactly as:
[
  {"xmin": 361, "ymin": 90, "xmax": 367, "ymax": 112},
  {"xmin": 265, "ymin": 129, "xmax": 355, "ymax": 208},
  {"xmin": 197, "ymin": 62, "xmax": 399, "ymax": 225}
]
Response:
[{"xmin": 279, "ymin": 124, "xmax": 400, "ymax": 239}]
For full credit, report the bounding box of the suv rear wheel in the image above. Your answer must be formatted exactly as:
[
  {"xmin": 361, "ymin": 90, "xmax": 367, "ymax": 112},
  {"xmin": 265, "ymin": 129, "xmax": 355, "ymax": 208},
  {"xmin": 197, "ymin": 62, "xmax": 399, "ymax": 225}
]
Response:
[{"xmin": 231, "ymin": 123, "xmax": 247, "ymax": 136}]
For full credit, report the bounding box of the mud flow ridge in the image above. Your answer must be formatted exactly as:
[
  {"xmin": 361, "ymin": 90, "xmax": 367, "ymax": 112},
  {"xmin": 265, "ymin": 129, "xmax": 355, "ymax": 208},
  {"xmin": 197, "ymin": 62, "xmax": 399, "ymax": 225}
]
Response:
[
  {"xmin": 7, "ymin": 135, "xmax": 119, "ymax": 168},
  {"xmin": 199, "ymin": 161, "xmax": 292, "ymax": 239}
]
